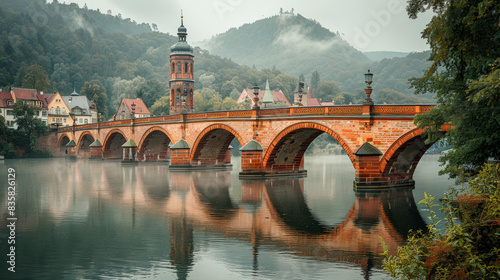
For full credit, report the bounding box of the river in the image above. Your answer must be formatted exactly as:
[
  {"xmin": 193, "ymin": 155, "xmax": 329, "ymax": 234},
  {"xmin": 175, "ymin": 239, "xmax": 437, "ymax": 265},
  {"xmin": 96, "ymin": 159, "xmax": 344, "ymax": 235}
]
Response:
[{"xmin": 0, "ymin": 154, "xmax": 453, "ymax": 279}]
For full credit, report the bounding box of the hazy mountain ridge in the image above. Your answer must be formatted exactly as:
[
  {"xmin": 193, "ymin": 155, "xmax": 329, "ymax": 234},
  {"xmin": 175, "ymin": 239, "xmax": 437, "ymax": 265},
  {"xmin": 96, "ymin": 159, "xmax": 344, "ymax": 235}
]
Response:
[
  {"xmin": 0, "ymin": 0, "xmax": 153, "ymax": 35},
  {"xmin": 0, "ymin": 0, "xmax": 433, "ymax": 116},
  {"xmin": 203, "ymin": 12, "xmax": 433, "ymax": 97},
  {"xmin": 364, "ymin": 51, "xmax": 410, "ymax": 62},
  {"xmin": 202, "ymin": 13, "xmax": 369, "ymax": 71}
]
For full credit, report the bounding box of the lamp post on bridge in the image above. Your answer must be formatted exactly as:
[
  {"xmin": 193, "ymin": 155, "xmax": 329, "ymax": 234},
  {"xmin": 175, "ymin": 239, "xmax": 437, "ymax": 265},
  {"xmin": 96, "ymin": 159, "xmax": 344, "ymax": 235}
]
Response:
[
  {"xmin": 131, "ymin": 102, "xmax": 136, "ymax": 134},
  {"xmin": 363, "ymin": 70, "xmax": 374, "ymax": 106},
  {"xmin": 131, "ymin": 102, "xmax": 136, "ymax": 119},
  {"xmin": 252, "ymin": 86, "xmax": 260, "ymax": 110},
  {"xmin": 296, "ymin": 81, "xmax": 304, "ymax": 106}
]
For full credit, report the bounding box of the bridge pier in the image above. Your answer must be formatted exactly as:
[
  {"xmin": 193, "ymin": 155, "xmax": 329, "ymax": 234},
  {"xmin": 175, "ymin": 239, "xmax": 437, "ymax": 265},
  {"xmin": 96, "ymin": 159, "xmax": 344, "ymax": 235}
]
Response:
[
  {"xmin": 89, "ymin": 140, "xmax": 103, "ymax": 159},
  {"xmin": 353, "ymin": 142, "xmax": 415, "ymax": 190},
  {"xmin": 65, "ymin": 140, "xmax": 77, "ymax": 160},
  {"xmin": 169, "ymin": 139, "xmax": 232, "ymax": 170},
  {"xmin": 239, "ymin": 140, "xmax": 307, "ymax": 178}
]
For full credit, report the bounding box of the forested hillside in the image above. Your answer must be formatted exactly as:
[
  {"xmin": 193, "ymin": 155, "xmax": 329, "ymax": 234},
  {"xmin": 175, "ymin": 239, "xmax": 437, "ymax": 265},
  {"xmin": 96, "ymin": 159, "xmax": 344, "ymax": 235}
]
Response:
[
  {"xmin": 0, "ymin": 1, "xmax": 433, "ymax": 120},
  {"xmin": 0, "ymin": 1, "xmax": 302, "ymax": 117},
  {"xmin": 203, "ymin": 11, "xmax": 434, "ymax": 98}
]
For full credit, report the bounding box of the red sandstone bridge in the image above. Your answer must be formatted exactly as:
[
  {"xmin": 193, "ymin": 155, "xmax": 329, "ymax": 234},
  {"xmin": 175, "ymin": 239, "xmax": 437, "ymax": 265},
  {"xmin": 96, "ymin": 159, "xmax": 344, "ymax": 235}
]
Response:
[{"xmin": 42, "ymin": 104, "xmax": 450, "ymax": 189}]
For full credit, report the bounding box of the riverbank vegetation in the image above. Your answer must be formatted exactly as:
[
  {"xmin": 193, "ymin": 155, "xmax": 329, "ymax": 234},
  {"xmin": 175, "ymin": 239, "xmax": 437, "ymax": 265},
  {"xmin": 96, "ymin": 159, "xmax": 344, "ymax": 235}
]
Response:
[
  {"xmin": 383, "ymin": 0, "xmax": 500, "ymax": 278},
  {"xmin": 0, "ymin": 103, "xmax": 49, "ymax": 158}
]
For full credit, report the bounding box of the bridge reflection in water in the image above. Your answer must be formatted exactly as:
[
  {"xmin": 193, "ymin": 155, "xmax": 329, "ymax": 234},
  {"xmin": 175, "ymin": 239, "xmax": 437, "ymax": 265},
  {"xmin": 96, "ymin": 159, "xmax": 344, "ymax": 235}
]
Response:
[
  {"xmin": 2, "ymin": 159, "xmax": 430, "ymax": 279},
  {"xmin": 96, "ymin": 163, "xmax": 426, "ymax": 278}
]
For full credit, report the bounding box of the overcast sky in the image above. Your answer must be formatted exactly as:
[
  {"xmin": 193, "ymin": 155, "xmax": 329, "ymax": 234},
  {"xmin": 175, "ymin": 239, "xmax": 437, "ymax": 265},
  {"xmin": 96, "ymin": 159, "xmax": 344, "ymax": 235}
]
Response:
[{"xmin": 62, "ymin": 0, "xmax": 433, "ymax": 52}]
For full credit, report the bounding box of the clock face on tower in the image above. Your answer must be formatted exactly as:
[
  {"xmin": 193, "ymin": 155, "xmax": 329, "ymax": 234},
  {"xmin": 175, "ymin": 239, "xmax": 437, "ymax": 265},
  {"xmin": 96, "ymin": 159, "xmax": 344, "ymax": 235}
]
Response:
[{"xmin": 169, "ymin": 12, "xmax": 194, "ymax": 115}]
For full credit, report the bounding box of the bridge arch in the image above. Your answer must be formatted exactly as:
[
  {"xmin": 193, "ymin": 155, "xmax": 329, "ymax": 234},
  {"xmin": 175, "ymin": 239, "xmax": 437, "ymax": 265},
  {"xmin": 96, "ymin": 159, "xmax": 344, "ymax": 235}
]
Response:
[
  {"xmin": 76, "ymin": 132, "xmax": 95, "ymax": 157},
  {"xmin": 190, "ymin": 124, "xmax": 244, "ymax": 166},
  {"xmin": 262, "ymin": 122, "xmax": 354, "ymax": 171},
  {"xmin": 380, "ymin": 126, "xmax": 451, "ymax": 178},
  {"xmin": 58, "ymin": 133, "xmax": 71, "ymax": 155},
  {"xmin": 137, "ymin": 127, "xmax": 174, "ymax": 161},
  {"xmin": 103, "ymin": 129, "xmax": 128, "ymax": 159}
]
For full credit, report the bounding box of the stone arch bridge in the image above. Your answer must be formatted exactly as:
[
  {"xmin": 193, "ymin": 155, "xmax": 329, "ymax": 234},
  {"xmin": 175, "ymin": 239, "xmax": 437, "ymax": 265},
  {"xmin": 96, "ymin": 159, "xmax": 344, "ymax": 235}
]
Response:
[{"xmin": 44, "ymin": 105, "xmax": 450, "ymax": 189}]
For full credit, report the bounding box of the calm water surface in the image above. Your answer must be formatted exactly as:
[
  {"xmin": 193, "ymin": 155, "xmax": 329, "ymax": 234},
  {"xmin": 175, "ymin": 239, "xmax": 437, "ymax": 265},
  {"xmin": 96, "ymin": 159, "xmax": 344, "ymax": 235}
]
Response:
[{"xmin": 0, "ymin": 154, "xmax": 452, "ymax": 279}]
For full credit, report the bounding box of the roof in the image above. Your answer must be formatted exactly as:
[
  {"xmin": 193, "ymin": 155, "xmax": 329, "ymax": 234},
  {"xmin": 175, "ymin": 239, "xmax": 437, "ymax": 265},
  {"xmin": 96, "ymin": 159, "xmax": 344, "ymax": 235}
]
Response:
[
  {"xmin": 237, "ymin": 88, "xmax": 291, "ymax": 106},
  {"xmin": 89, "ymin": 139, "xmax": 103, "ymax": 147},
  {"xmin": 119, "ymin": 98, "xmax": 151, "ymax": 116},
  {"xmin": 262, "ymin": 80, "xmax": 274, "ymax": 103},
  {"xmin": 240, "ymin": 140, "xmax": 263, "ymax": 151},
  {"xmin": 0, "ymin": 92, "xmax": 13, "ymax": 107},
  {"xmin": 36, "ymin": 94, "xmax": 49, "ymax": 109},
  {"xmin": 46, "ymin": 93, "xmax": 56, "ymax": 103},
  {"xmin": 11, "ymin": 87, "xmax": 38, "ymax": 101},
  {"xmin": 305, "ymin": 87, "xmax": 321, "ymax": 106},
  {"xmin": 122, "ymin": 139, "xmax": 137, "ymax": 148},
  {"xmin": 62, "ymin": 95, "xmax": 93, "ymax": 116},
  {"xmin": 171, "ymin": 139, "xmax": 190, "ymax": 149},
  {"xmin": 354, "ymin": 142, "xmax": 382, "ymax": 156}
]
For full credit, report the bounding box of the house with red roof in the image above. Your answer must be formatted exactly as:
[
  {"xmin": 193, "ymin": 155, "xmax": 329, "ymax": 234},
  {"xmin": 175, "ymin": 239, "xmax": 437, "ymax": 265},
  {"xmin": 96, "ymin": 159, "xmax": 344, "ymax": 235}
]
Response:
[
  {"xmin": 0, "ymin": 92, "xmax": 16, "ymax": 128},
  {"xmin": 237, "ymin": 80, "xmax": 291, "ymax": 108},
  {"xmin": 293, "ymin": 87, "xmax": 334, "ymax": 106},
  {"xmin": 113, "ymin": 98, "xmax": 151, "ymax": 120},
  {"xmin": 10, "ymin": 87, "xmax": 49, "ymax": 124}
]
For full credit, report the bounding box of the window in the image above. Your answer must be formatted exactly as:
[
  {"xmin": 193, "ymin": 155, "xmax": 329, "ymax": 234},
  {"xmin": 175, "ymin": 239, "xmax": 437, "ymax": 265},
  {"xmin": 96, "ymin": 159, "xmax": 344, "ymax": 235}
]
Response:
[
  {"xmin": 84, "ymin": 119, "xmax": 88, "ymax": 124},
  {"xmin": 7, "ymin": 100, "xmax": 13, "ymax": 106},
  {"xmin": 62, "ymin": 109, "xmax": 66, "ymax": 114},
  {"xmin": 7, "ymin": 110, "xmax": 14, "ymax": 116},
  {"xmin": 79, "ymin": 118, "xmax": 83, "ymax": 124},
  {"xmin": 185, "ymin": 62, "xmax": 188, "ymax": 73},
  {"xmin": 56, "ymin": 107, "xmax": 60, "ymax": 115},
  {"xmin": 52, "ymin": 118, "xmax": 55, "ymax": 122},
  {"xmin": 172, "ymin": 63, "xmax": 175, "ymax": 73},
  {"xmin": 42, "ymin": 111, "xmax": 47, "ymax": 117},
  {"xmin": 63, "ymin": 118, "xmax": 66, "ymax": 123}
]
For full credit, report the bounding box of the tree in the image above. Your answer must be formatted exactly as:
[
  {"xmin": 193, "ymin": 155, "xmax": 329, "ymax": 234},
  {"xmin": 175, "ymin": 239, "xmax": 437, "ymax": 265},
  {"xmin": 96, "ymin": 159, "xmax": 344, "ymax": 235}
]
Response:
[
  {"xmin": 0, "ymin": 116, "xmax": 16, "ymax": 157},
  {"xmin": 316, "ymin": 80, "xmax": 341, "ymax": 102},
  {"xmin": 12, "ymin": 102, "xmax": 48, "ymax": 155},
  {"xmin": 22, "ymin": 64, "xmax": 51, "ymax": 92},
  {"xmin": 80, "ymin": 82, "xmax": 109, "ymax": 118},
  {"xmin": 409, "ymin": 0, "xmax": 500, "ymax": 178},
  {"xmin": 310, "ymin": 70, "xmax": 320, "ymax": 91},
  {"xmin": 383, "ymin": 164, "xmax": 500, "ymax": 279},
  {"xmin": 151, "ymin": 96, "xmax": 169, "ymax": 116}
]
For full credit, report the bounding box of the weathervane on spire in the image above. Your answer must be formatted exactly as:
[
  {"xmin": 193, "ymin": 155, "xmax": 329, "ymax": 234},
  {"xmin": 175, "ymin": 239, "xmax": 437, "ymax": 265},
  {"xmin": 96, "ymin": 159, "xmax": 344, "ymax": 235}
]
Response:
[{"xmin": 181, "ymin": 9, "xmax": 184, "ymax": 26}]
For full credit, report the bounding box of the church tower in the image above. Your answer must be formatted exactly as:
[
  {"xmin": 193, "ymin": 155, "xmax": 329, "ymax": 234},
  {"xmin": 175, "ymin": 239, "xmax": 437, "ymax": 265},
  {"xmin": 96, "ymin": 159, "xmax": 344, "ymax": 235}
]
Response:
[{"xmin": 170, "ymin": 11, "xmax": 194, "ymax": 115}]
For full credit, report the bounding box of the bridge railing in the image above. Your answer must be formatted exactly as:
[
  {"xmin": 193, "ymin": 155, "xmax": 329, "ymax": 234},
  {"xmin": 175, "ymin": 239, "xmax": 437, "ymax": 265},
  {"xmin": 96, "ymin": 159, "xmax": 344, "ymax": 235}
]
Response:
[{"xmin": 57, "ymin": 104, "xmax": 435, "ymax": 132}]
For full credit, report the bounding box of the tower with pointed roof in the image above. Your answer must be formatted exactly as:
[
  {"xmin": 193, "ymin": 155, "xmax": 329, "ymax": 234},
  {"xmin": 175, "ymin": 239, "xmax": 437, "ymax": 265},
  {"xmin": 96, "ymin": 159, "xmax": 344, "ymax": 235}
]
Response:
[
  {"xmin": 262, "ymin": 79, "xmax": 273, "ymax": 107},
  {"xmin": 169, "ymin": 11, "xmax": 194, "ymax": 115}
]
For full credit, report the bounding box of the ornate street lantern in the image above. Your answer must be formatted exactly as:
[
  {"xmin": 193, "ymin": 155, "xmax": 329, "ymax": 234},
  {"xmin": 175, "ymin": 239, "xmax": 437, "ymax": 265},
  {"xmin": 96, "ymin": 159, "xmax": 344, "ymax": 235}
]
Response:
[
  {"xmin": 252, "ymin": 86, "xmax": 260, "ymax": 110},
  {"xmin": 363, "ymin": 70, "xmax": 374, "ymax": 105}
]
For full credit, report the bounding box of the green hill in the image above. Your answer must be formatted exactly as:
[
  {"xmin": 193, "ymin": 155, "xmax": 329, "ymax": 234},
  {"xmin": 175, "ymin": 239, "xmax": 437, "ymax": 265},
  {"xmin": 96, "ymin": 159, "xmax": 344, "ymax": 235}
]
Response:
[
  {"xmin": 0, "ymin": 1, "xmax": 302, "ymax": 117},
  {"xmin": 202, "ymin": 12, "xmax": 433, "ymax": 99},
  {"xmin": 364, "ymin": 51, "xmax": 410, "ymax": 62},
  {"xmin": 0, "ymin": 0, "xmax": 433, "ymax": 119},
  {"xmin": 202, "ymin": 13, "xmax": 370, "ymax": 81}
]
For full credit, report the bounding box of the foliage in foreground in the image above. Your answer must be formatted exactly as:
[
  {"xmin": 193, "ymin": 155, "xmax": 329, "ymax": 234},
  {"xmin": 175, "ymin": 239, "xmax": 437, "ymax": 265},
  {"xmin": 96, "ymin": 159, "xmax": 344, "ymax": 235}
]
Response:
[
  {"xmin": 409, "ymin": 0, "xmax": 500, "ymax": 178},
  {"xmin": 382, "ymin": 164, "xmax": 500, "ymax": 279}
]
